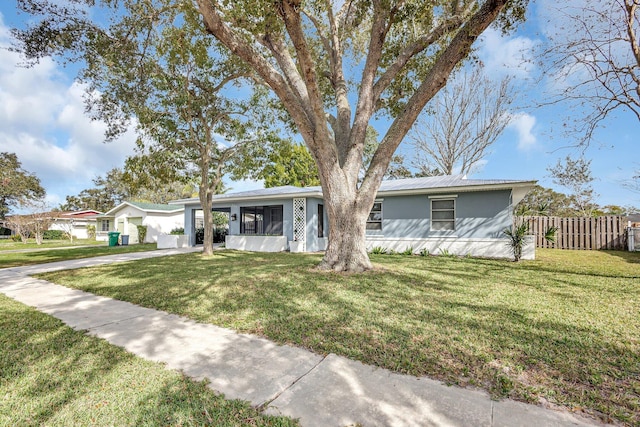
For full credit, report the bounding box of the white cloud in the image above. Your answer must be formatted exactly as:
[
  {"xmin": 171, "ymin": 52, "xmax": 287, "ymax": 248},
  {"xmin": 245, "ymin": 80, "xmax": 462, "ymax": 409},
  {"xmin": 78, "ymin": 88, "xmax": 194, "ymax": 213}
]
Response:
[
  {"xmin": 507, "ymin": 112, "xmax": 537, "ymax": 150},
  {"xmin": 0, "ymin": 13, "xmax": 137, "ymax": 206},
  {"xmin": 477, "ymin": 28, "xmax": 538, "ymax": 79}
]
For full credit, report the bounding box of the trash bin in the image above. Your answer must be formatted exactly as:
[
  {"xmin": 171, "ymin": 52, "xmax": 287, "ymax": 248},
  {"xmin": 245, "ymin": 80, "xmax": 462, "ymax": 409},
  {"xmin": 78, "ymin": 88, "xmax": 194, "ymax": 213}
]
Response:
[
  {"xmin": 108, "ymin": 231, "xmax": 120, "ymax": 247},
  {"xmin": 121, "ymin": 235, "xmax": 129, "ymax": 246}
]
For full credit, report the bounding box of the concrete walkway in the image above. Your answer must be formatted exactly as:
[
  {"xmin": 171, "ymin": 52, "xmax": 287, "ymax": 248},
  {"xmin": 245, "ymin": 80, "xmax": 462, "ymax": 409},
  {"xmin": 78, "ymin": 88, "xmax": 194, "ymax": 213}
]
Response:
[{"xmin": 0, "ymin": 249, "xmax": 604, "ymax": 427}]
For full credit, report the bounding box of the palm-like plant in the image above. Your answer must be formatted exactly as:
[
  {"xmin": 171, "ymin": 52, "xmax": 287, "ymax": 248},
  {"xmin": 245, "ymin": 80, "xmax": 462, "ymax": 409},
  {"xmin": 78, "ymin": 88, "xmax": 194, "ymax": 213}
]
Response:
[{"xmin": 503, "ymin": 219, "xmax": 557, "ymax": 262}]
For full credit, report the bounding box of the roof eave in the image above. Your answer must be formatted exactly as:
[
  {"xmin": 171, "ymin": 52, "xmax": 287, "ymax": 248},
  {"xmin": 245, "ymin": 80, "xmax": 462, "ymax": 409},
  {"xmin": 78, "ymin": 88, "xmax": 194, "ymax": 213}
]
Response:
[
  {"xmin": 376, "ymin": 181, "xmax": 537, "ymax": 197},
  {"xmin": 211, "ymin": 190, "xmax": 324, "ymax": 204}
]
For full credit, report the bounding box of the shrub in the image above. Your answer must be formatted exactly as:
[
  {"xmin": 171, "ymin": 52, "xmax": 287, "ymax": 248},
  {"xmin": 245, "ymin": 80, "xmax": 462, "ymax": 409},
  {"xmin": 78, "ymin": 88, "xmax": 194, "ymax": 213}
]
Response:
[
  {"xmin": 86, "ymin": 225, "xmax": 96, "ymax": 240},
  {"xmin": 43, "ymin": 230, "xmax": 65, "ymax": 240},
  {"xmin": 136, "ymin": 225, "xmax": 147, "ymax": 243},
  {"xmin": 370, "ymin": 246, "xmax": 388, "ymax": 254},
  {"xmin": 11, "ymin": 235, "xmax": 22, "ymax": 242},
  {"xmin": 213, "ymin": 228, "xmax": 227, "ymax": 243},
  {"xmin": 195, "ymin": 227, "xmax": 205, "ymax": 244},
  {"xmin": 438, "ymin": 248, "xmax": 455, "ymax": 257},
  {"xmin": 503, "ymin": 221, "xmax": 530, "ymax": 262},
  {"xmin": 170, "ymin": 227, "xmax": 185, "ymax": 235},
  {"xmin": 419, "ymin": 248, "xmax": 430, "ymax": 257},
  {"xmin": 401, "ymin": 246, "xmax": 414, "ymax": 256}
]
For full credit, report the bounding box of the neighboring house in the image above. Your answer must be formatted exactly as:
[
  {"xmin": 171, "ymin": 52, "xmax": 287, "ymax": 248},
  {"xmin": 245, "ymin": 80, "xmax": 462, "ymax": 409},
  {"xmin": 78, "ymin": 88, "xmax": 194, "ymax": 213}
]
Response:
[
  {"xmin": 96, "ymin": 201, "xmax": 184, "ymax": 243},
  {"xmin": 49, "ymin": 210, "xmax": 102, "ymax": 239},
  {"xmin": 172, "ymin": 175, "xmax": 537, "ymax": 259}
]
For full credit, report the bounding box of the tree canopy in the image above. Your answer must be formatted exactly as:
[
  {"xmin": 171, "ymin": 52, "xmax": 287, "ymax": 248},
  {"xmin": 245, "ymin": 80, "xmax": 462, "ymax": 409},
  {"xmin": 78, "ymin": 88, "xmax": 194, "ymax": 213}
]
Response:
[
  {"xmin": 0, "ymin": 152, "xmax": 46, "ymax": 219},
  {"xmin": 61, "ymin": 167, "xmax": 195, "ymax": 212}
]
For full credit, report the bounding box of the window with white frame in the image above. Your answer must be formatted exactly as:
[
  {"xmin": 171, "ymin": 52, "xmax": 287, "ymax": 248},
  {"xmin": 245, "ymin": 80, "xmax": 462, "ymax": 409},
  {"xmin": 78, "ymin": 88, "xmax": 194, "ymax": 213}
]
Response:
[
  {"xmin": 430, "ymin": 198, "xmax": 455, "ymax": 231},
  {"xmin": 366, "ymin": 201, "xmax": 383, "ymax": 230},
  {"xmin": 101, "ymin": 219, "xmax": 110, "ymax": 232}
]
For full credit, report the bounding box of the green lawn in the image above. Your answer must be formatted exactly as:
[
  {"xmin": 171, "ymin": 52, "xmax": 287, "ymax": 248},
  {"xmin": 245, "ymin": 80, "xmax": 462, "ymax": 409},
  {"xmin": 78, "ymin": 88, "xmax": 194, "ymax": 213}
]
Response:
[
  {"xmin": 0, "ymin": 243, "xmax": 158, "ymax": 268},
  {"xmin": 0, "ymin": 294, "xmax": 298, "ymax": 427},
  {"xmin": 38, "ymin": 249, "xmax": 640, "ymax": 425},
  {"xmin": 0, "ymin": 238, "xmax": 105, "ymax": 251}
]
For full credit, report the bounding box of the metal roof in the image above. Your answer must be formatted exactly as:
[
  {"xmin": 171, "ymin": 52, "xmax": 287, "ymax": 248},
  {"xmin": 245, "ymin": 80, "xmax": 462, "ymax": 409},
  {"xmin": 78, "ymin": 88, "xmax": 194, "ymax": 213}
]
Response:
[{"xmin": 170, "ymin": 176, "xmax": 536, "ymax": 206}]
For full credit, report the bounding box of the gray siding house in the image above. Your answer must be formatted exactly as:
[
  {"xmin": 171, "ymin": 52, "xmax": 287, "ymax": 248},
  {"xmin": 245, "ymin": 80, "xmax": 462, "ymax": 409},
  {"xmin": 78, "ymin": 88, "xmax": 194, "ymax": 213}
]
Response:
[{"xmin": 172, "ymin": 175, "xmax": 536, "ymax": 259}]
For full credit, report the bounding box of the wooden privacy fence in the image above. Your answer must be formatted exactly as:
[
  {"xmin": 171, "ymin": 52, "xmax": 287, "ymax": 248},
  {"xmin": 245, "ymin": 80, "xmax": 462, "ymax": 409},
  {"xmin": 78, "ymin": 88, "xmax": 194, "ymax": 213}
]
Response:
[{"xmin": 523, "ymin": 216, "xmax": 627, "ymax": 250}]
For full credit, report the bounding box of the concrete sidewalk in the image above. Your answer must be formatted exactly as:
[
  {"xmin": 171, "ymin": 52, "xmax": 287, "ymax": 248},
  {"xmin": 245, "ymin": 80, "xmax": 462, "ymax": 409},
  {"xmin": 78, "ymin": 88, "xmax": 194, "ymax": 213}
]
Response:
[{"xmin": 0, "ymin": 249, "xmax": 603, "ymax": 427}]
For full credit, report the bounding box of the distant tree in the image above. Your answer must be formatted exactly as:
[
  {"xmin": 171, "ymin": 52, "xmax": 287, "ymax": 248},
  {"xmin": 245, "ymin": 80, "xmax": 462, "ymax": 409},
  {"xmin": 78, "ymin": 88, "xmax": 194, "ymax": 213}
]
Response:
[
  {"xmin": 548, "ymin": 156, "xmax": 599, "ymax": 217},
  {"xmin": 0, "ymin": 152, "xmax": 45, "ymax": 218},
  {"xmin": 61, "ymin": 167, "xmax": 195, "ymax": 213},
  {"xmin": 623, "ymin": 168, "xmax": 640, "ymax": 194},
  {"xmin": 515, "ymin": 185, "xmax": 574, "ymax": 217},
  {"xmin": 234, "ymin": 140, "xmax": 321, "ymax": 188},
  {"xmin": 409, "ymin": 69, "xmax": 513, "ymax": 176},
  {"xmin": 5, "ymin": 200, "xmax": 53, "ymax": 244},
  {"xmin": 542, "ymin": 0, "xmax": 640, "ymax": 142},
  {"xmin": 362, "ymin": 127, "xmax": 412, "ymax": 180}
]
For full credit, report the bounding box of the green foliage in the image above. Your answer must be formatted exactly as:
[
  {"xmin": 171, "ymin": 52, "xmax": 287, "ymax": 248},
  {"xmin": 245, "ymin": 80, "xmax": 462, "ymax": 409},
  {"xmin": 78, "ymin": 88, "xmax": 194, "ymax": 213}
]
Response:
[
  {"xmin": 61, "ymin": 167, "xmax": 194, "ymax": 212},
  {"xmin": 86, "ymin": 224, "xmax": 96, "ymax": 240},
  {"xmin": 169, "ymin": 227, "xmax": 184, "ymax": 235},
  {"xmin": 232, "ymin": 139, "xmax": 320, "ymax": 188},
  {"xmin": 419, "ymin": 248, "xmax": 430, "ymax": 257},
  {"xmin": 401, "ymin": 246, "xmax": 414, "ymax": 256},
  {"xmin": 438, "ymin": 248, "xmax": 455, "ymax": 257},
  {"xmin": 548, "ymin": 156, "xmax": 598, "ymax": 217},
  {"xmin": 11, "ymin": 235, "xmax": 22, "ymax": 242},
  {"xmin": 43, "ymin": 230, "xmax": 65, "ymax": 240},
  {"xmin": 195, "ymin": 227, "xmax": 227, "ymax": 244},
  {"xmin": 370, "ymin": 246, "xmax": 388, "ymax": 255},
  {"xmin": 361, "ymin": 127, "xmax": 412, "ymax": 180},
  {"xmin": 503, "ymin": 221, "xmax": 530, "ymax": 262},
  {"xmin": 0, "ymin": 152, "xmax": 45, "ymax": 218},
  {"xmin": 136, "ymin": 225, "xmax": 147, "ymax": 243}
]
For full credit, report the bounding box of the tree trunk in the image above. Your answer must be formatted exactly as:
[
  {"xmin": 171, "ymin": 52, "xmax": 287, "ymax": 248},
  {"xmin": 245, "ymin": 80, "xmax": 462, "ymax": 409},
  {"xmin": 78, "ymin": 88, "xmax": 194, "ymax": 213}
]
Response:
[
  {"xmin": 200, "ymin": 183, "xmax": 214, "ymax": 256},
  {"xmin": 202, "ymin": 205, "xmax": 214, "ymax": 256},
  {"xmin": 317, "ymin": 179, "xmax": 373, "ymax": 272}
]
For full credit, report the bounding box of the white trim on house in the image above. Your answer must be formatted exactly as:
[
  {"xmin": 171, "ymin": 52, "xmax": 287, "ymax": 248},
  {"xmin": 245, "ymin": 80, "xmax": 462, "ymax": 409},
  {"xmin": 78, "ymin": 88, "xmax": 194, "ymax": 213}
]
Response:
[
  {"xmin": 365, "ymin": 236, "xmax": 535, "ymax": 260},
  {"xmin": 226, "ymin": 235, "xmax": 288, "ymax": 252},
  {"xmin": 103, "ymin": 201, "xmax": 183, "ymax": 216}
]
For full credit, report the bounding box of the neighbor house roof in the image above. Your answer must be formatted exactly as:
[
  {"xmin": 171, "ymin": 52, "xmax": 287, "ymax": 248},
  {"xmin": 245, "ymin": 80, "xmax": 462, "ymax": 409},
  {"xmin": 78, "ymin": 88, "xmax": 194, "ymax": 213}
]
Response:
[
  {"xmin": 170, "ymin": 175, "xmax": 536, "ymax": 205},
  {"xmin": 101, "ymin": 201, "xmax": 184, "ymax": 217}
]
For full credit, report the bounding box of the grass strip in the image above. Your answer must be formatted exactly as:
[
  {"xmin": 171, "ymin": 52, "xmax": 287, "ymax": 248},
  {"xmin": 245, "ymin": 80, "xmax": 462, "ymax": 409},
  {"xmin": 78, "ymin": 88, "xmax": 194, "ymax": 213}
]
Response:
[
  {"xmin": 0, "ymin": 244, "xmax": 158, "ymax": 268},
  {"xmin": 0, "ymin": 294, "xmax": 298, "ymax": 427}
]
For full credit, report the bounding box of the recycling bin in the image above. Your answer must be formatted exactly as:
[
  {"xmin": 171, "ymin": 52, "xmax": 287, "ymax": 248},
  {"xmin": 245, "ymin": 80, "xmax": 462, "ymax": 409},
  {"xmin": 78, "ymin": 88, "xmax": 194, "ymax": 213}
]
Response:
[{"xmin": 108, "ymin": 231, "xmax": 120, "ymax": 247}]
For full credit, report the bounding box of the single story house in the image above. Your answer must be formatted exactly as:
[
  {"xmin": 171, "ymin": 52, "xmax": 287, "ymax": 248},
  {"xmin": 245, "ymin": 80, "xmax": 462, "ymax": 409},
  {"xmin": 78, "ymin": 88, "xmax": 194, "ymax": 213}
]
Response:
[
  {"xmin": 96, "ymin": 201, "xmax": 184, "ymax": 243},
  {"xmin": 172, "ymin": 175, "xmax": 537, "ymax": 259},
  {"xmin": 49, "ymin": 210, "xmax": 102, "ymax": 239}
]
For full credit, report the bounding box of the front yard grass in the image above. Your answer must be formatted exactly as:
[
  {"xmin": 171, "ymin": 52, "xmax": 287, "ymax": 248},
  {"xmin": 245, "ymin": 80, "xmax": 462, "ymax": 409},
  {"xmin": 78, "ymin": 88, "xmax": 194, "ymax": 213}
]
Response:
[
  {"xmin": 0, "ymin": 243, "xmax": 158, "ymax": 268},
  {"xmin": 0, "ymin": 238, "xmax": 105, "ymax": 251},
  {"xmin": 0, "ymin": 294, "xmax": 298, "ymax": 426},
  {"xmin": 39, "ymin": 249, "xmax": 640, "ymax": 425}
]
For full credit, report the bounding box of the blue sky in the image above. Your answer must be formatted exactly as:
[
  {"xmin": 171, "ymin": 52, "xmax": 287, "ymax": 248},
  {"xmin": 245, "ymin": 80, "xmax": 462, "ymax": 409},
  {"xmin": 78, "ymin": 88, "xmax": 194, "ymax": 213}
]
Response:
[{"xmin": 1, "ymin": 1, "xmax": 638, "ymax": 210}]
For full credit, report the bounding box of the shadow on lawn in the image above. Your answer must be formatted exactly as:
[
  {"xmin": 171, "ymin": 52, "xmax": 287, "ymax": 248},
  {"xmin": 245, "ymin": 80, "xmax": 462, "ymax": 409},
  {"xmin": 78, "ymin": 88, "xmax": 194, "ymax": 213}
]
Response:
[
  {"xmin": 38, "ymin": 250, "xmax": 640, "ymax": 425},
  {"xmin": 0, "ymin": 295, "xmax": 297, "ymax": 427}
]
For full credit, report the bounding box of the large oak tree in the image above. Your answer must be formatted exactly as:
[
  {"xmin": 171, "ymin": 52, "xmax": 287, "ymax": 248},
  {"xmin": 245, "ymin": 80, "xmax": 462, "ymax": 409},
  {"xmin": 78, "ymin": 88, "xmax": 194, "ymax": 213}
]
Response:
[{"xmin": 193, "ymin": 0, "xmax": 527, "ymax": 271}]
